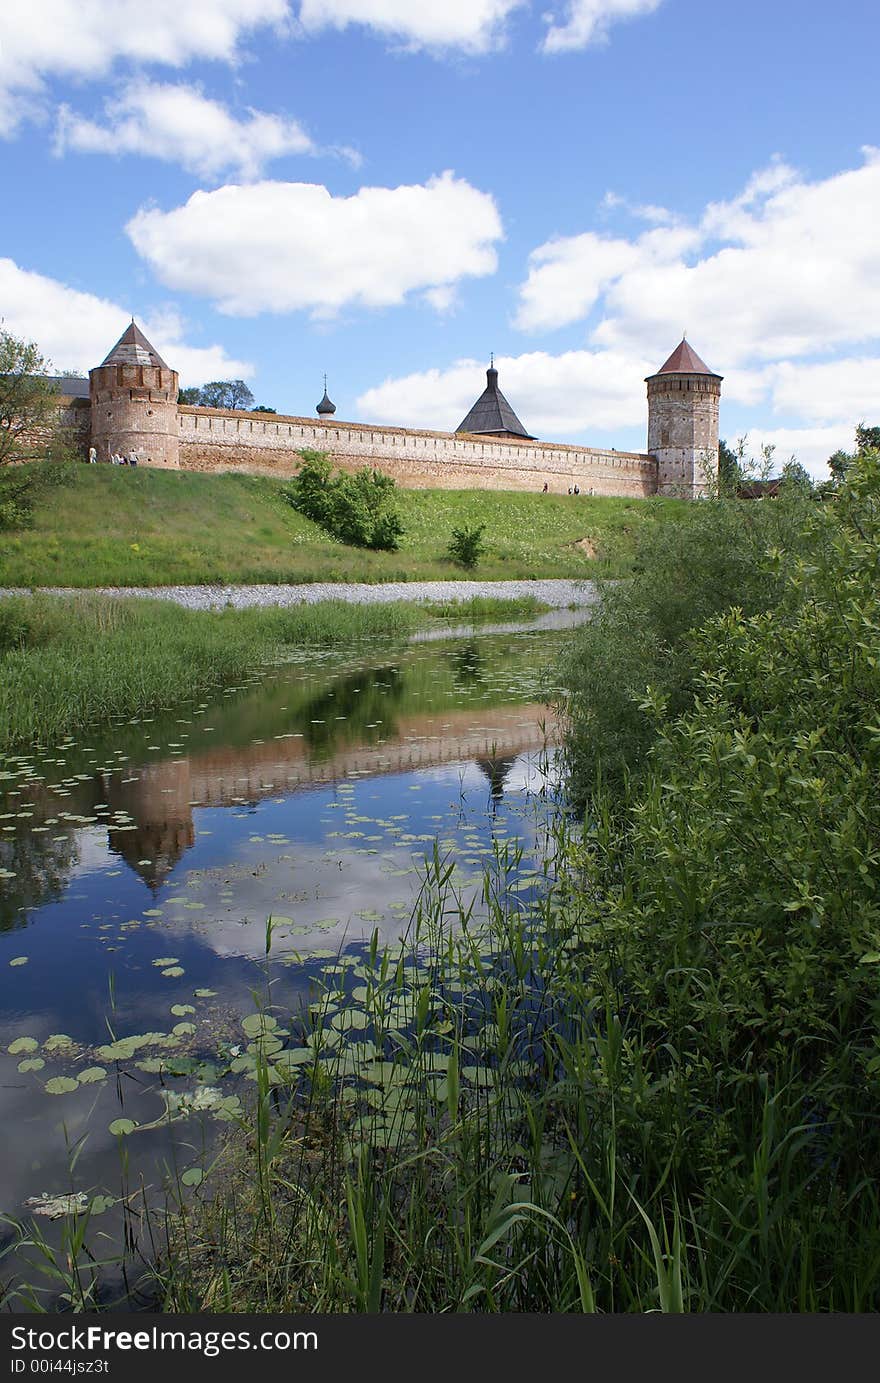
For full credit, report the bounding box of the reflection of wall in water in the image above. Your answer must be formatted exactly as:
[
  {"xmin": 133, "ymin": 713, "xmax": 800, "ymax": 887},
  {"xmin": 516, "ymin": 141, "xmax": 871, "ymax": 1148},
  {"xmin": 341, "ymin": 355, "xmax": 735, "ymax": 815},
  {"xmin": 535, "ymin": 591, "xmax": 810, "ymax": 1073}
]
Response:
[{"xmin": 94, "ymin": 704, "xmax": 557, "ymax": 885}]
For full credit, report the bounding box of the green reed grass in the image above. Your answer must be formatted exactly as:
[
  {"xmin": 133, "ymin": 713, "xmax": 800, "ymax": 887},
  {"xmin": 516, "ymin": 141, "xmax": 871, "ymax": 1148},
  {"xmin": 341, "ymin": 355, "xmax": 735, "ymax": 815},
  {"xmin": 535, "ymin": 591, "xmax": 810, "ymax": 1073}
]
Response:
[
  {"xmin": 0, "ymin": 594, "xmax": 420, "ymax": 751},
  {"xmin": 143, "ymin": 809, "xmax": 880, "ymax": 1315}
]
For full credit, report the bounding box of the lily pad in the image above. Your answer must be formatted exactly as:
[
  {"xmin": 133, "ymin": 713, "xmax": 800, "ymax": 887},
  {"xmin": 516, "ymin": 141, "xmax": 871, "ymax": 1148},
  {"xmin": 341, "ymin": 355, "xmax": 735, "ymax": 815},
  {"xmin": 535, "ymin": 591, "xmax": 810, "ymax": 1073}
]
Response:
[
  {"xmin": 45, "ymin": 1077, "xmax": 79, "ymax": 1095},
  {"xmin": 77, "ymin": 1067, "xmax": 108, "ymax": 1084},
  {"xmin": 8, "ymin": 1037, "xmax": 39, "ymax": 1055},
  {"xmin": 109, "ymin": 1118, "xmax": 137, "ymax": 1136}
]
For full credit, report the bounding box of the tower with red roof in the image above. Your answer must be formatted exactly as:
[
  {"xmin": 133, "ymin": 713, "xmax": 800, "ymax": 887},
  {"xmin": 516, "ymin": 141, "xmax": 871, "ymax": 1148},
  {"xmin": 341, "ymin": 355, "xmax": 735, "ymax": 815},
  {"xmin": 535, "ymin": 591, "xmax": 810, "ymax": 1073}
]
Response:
[{"xmin": 645, "ymin": 338, "xmax": 722, "ymax": 498}]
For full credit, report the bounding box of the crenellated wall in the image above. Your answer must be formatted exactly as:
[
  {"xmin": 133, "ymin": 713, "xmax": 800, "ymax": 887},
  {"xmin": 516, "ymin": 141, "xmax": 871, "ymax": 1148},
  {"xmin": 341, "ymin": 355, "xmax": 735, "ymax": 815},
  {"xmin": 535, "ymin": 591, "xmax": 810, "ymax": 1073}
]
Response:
[{"xmin": 176, "ymin": 406, "xmax": 658, "ymax": 496}]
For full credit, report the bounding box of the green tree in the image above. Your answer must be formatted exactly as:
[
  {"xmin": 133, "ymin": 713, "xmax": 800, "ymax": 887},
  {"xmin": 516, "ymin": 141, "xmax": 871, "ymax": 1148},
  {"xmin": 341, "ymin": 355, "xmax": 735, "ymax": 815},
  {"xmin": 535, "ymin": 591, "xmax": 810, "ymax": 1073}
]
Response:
[
  {"xmin": 0, "ymin": 330, "xmax": 76, "ymax": 529},
  {"xmin": 717, "ymin": 437, "xmax": 743, "ymax": 496},
  {"xmin": 779, "ymin": 458, "xmax": 814, "ymax": 496},
  {"xmin": 827, "ymin": 448, "xmax": 852, "ymax": 484},
  {"xmin": 192, "ymin": 380, "xmax": 255, "ymax": 410},
  {"xmin": 0, "ymin": 330, "xmax": 60, "ymax": 468},
  {"xmin": 283, "ymin": 452, "xmax": 404, "ymax": 551}
]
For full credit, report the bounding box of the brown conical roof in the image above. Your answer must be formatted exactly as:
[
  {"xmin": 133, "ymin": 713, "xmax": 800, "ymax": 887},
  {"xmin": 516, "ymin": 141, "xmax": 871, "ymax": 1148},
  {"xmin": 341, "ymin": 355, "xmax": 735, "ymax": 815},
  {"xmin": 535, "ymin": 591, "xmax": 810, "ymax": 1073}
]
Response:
[
  {"xmin": 100, "ymin": 321, "xmax": 169, "ymax": 370},
  {"xmin": 456, "ymin": 363, "xmax": 534, "ymax": 439},
  {"xmin": 651, "ymin": 338, "xmax": 720, "ymax": 378}
]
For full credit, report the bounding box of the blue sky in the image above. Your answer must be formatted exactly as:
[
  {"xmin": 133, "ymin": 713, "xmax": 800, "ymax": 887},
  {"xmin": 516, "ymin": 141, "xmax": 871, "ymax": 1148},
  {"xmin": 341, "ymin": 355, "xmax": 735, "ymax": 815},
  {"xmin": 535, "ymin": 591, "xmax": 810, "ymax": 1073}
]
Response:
[{"xmin": 1, "ymin": 0, "xmax": 877, "ymax": 475}]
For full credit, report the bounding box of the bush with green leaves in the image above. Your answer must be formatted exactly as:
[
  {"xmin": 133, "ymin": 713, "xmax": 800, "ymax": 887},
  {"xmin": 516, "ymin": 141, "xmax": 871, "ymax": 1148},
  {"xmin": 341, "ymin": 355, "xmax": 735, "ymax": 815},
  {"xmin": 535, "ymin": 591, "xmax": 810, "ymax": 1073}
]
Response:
[
  {"xmin": 569, "ymin": 453, "xmax": 880, "ymax": 1194},
  {"xmin": 560, "ymin": 487, "xmax": 816, "ymax": 801},
  {"xmin": 447, "ymin": 523, "xmax": 486, "ymax": 570},
  {"xmin": 283, "ymin": 452, "xmax": 404, "ymax": 551}
]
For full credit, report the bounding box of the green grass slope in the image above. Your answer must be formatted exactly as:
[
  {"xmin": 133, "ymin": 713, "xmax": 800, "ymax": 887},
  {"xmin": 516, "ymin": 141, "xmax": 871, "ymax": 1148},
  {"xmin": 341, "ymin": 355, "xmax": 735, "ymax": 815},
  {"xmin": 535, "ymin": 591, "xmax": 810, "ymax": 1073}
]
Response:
[{"xmin": 0, "ymin": 465, "xmax": 684, "ymax": 588}]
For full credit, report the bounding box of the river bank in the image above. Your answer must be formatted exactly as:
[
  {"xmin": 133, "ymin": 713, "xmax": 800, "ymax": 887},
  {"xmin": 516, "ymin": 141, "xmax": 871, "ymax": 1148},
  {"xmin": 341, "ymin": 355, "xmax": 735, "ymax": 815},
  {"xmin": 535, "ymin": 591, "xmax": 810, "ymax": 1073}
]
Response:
[{"xmin": 0, "ymin": 577, "xmax": 597, "ymax": 611}]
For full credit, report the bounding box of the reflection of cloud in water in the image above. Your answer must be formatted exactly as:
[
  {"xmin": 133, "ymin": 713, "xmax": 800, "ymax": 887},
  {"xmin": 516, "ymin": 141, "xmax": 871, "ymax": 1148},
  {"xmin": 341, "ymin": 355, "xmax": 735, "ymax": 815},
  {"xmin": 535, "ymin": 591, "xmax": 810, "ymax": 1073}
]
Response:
[
  {"xmin": 65, "ymin": 829, "xmax": 119, "ymax": 879},
  {"xmin": 148, "ymin": 748, "xmax": 554, "ymax": 962}
]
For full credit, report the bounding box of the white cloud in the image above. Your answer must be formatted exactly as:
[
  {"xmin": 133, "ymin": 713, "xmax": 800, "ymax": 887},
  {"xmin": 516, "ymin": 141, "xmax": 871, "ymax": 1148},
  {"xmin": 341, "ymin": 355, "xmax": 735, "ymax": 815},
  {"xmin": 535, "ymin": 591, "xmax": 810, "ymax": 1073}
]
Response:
[
  {"xmin": 0, "ymin": 257, "xmax": 252, "ymax": 384},
  {"xmin": 515, "ymin": 150, "xmax": 880, "ymax": 373},
  {"xmin": 54, "ymin": 81, "xmax": 319, "ymax": 180},
  {"xmin": 0, "ymin": 0, "xmax": 289, "ymax": 134},
  {"xmin": 0, "ymin": 0, "xmax": 670, "ymax": 136},
  {"xmin": 542, "ymin": 0, "xmax": 663, "ymax": 53},
  {"xmin": 126, "ymin": 171, "xmax": 503, "ymax": 318},
  {"xmin": 296, "ymin": 0, "xmax": 525, "ymax": 52},
  {"xmin": 739, "ymin": 426, "xmax": 855, "ymax": 482},
  {"xmin": 357, "ymin": 348, "xmax": 654, "ymax": 435},
  {"xmin": 515, "ymin": 227, "xmax": 698, "ymax": 332},
  {"xmin": 765, "ymin": 357, "xmax": 880, "ymax": 425}
]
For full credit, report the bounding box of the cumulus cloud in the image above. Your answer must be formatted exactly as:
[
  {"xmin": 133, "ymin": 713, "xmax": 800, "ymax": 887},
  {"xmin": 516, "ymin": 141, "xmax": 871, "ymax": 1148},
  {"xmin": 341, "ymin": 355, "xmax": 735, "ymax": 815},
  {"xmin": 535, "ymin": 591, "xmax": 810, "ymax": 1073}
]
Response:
[
  {"xmin": 518, "ymin": 149, "xmax": 880, "ymax": 375},
  {"xmin": 764, "ymin": 357, "xmax": 880, "ymax": 425},
  {"xmin": 357, "ymin": 348, "xmax": 654, "ymax": 436},
  {"xmin": 54, "ymin": 81, "xmax": 323, "ymax": 180},
  {"xmin": 296, "ymin": 0, "xmax": 525, "ymax": 53},
  {"xmin": 542, "ymin": 0, "xmax": 664, "ymax": 53},
  {"xmin": 0, "ymin": 0, "xmax": 288, "ymax": 134},
  {"xmin": 1, "ymin": 0, "xmax": 674, "ymax": 136},
  {"xmin": 0, "ymin": 257, "xmax": 252, "ymax": 384},
  {"xmin": 126, "ymin": 171, "xmax": 503, "ymax": 318},
  {"xmin": 738, "ymin": 426, "xmax": 857, "ymax": 482}
]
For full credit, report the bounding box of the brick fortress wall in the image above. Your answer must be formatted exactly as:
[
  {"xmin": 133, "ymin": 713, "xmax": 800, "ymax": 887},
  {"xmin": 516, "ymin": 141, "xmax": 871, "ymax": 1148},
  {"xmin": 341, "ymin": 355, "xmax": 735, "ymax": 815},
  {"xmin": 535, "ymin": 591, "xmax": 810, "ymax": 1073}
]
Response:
[{"xmin": 176, "ymin": 407, "xmax": 658, "ymax": 497}]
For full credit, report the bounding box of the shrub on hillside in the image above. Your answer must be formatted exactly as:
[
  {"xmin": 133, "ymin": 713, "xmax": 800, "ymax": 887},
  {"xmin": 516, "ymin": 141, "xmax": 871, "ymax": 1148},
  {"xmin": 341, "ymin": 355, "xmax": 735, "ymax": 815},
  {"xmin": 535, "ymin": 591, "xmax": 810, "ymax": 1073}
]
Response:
[
  {"xmin": 561, "ymin": 487, "xmax": 815, "ymax": 802},
  {"xmin": 447, "ymin": 523, "xmax": 486, "ymax": 570},
  {"xmin": 283, "ymin": 452, "xmax": 404, "ymax": 551}
]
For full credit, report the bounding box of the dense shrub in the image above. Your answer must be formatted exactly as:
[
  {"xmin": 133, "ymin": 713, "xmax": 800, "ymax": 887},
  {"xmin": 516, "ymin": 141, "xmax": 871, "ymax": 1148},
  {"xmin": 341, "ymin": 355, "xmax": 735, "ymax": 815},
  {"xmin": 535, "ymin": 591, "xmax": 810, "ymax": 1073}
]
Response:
[
  {"xmin": 447, "ymin": 523, "xmax": 486, "ymax": 569},
  {"xmin": 568, "ymin": 452, "xmax": 880, "ymax": 1192},
  {"xmin": 561, "ymin": 488, "xmax": 815, "ymax": 800},
  {"xmin": 283, "ymin": 452, "xmax": 404, "ymax": 551}
]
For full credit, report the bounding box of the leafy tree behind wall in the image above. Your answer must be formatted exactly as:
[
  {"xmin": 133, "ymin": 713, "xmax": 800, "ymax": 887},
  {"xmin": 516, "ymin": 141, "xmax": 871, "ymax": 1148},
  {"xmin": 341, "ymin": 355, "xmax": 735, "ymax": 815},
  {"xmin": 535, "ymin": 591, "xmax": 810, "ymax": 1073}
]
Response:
[
  {"xmin": 0, "ymin": 330, "xmax": 60, "ymax": 468},
  {"xmin": 178, "ymin": 380, "xmax": 256, "ymax": 410},
  {"xmin": 0, "ymin": 329, "xmax": 77, "ymax": 529}
]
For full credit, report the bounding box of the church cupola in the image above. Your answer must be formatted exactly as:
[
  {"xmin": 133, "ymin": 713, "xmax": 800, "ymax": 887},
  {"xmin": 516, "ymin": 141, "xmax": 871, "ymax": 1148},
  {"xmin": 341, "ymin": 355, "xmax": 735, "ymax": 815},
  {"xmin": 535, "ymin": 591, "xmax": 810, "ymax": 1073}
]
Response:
[{"xmin": 316, "ymin": 376, "xmax": 336, "ymax": 416}]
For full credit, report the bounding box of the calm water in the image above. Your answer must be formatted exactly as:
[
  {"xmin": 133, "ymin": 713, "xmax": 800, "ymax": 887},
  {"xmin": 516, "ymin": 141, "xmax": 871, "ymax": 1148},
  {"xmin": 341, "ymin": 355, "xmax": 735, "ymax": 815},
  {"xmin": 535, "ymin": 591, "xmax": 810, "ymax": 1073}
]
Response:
[{"xmin": 0, "ymin": 619, "xmax": 571, "ymax": 1302}]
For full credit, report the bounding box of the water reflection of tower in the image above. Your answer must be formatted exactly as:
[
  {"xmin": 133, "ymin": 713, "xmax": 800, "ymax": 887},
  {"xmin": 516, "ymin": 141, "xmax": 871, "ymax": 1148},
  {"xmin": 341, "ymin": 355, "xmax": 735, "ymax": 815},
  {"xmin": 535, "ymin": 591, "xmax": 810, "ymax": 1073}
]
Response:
[
  {"xmin": 450, "ymin": 643, "xmax": 484, "ymax": 687},
  {"xmin": 475, "ymin": 753, "xmax": 519, "ymax": 805},
  {"xmin": 104, "ymin": 760, "xmax": 194, "ymax": 893}
]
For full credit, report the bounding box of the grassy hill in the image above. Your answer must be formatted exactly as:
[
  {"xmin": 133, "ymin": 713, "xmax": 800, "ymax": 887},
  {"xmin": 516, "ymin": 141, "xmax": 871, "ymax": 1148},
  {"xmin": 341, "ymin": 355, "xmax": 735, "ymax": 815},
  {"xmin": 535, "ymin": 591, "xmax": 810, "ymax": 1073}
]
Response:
[{"xmin": 0, "ymin": 465, "xmax": 684, "ymax": 588}]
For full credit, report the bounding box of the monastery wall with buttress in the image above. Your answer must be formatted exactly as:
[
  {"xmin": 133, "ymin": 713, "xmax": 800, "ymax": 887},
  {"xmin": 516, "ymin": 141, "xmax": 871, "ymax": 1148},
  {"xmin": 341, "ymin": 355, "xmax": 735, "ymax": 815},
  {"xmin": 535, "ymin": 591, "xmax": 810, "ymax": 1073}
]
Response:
[{"xmin": 175, "ymin": 406, "xmax": 659, "ymax": 497}]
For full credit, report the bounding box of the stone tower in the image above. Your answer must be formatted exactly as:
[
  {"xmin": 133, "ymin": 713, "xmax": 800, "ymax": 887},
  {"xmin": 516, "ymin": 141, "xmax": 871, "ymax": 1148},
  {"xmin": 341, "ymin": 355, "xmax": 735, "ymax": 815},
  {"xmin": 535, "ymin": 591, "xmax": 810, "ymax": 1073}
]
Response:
[
  {"xmin": 90, "ymin": 321, "xmax": 179, "ymax": 467},
  {"xmin": 646, "ymin": 338, "xmax": 722, "ymax": 498}
]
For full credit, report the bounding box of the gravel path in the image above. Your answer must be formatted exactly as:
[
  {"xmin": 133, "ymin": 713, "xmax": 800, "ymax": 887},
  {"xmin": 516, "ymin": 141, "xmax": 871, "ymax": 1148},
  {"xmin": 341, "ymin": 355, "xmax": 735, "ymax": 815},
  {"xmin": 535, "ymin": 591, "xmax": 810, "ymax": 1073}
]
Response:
[{"xmin": 0, "ymin": 578, "xmax": 599, "ymax": 611}]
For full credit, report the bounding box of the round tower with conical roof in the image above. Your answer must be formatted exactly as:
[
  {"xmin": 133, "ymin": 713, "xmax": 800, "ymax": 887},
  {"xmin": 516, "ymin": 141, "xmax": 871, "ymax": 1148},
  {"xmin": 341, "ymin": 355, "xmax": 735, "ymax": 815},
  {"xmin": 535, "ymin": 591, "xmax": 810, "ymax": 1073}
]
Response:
[
  {"xmin": 646, "ymin": 338, "xmax": 722, "ymax": 498},
  {"xmin": 89, "ymin": 321, "xmax": 179, "ymax": 467}
]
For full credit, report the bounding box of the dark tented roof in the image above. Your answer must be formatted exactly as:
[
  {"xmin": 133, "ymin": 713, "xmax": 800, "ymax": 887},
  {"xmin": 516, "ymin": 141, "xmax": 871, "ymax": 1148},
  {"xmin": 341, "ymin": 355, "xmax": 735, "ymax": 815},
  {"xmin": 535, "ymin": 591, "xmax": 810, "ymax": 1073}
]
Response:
[
  {"xmin": 100, "ymin": 321, "xmax": 169, "ymax": 370},
  {"xmin": 651, "ymin": 338, "xmax": 720, "ymax": 377},
  {"xmin": 456, "ymin": 365, "xmax": 534, "ymax": 439}
]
